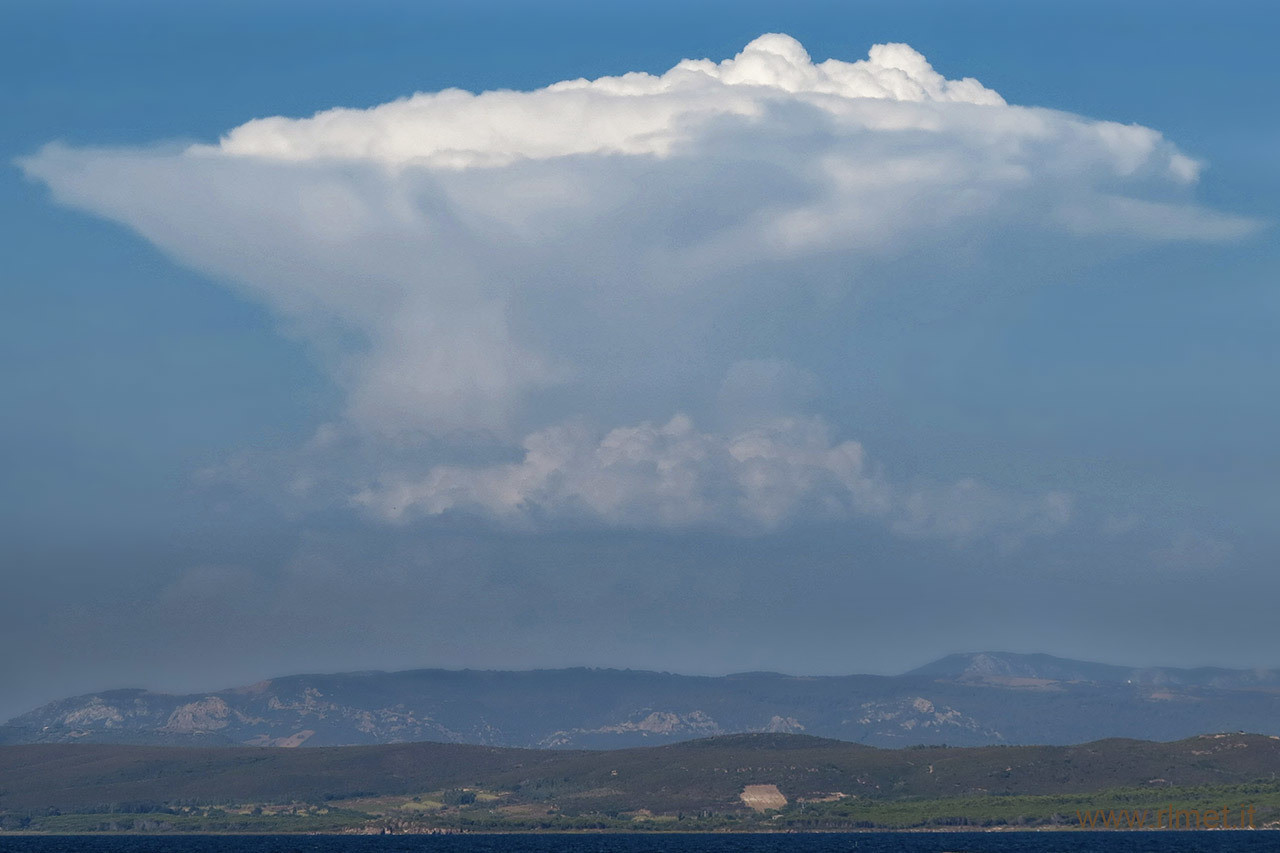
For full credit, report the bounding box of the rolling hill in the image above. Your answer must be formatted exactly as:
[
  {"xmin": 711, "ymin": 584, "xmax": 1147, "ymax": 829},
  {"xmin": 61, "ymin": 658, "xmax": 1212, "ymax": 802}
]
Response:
[{"xmin": 4, "ymin": 731, "xmax": 1280, "ymax": 827}]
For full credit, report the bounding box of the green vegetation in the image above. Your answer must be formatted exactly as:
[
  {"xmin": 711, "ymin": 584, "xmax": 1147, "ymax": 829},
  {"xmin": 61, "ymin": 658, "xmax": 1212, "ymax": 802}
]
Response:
[
  {"xmin": 10, "ymin": 782, "xmax": 1280, "ymax": 834},
  {"xmin": 777, "ymin": 782, "xmax": 1280, "ymax": 829},
  {"xmin": 18, "ymin": 807, "xmax": 375, "ymax": 835},
  {"xmin": 5, "ymin": 732, "xmax": 1280, "ymax": 833}
]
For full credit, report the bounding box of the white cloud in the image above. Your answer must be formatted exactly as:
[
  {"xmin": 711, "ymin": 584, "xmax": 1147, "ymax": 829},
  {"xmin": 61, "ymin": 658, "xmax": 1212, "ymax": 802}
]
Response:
[
  {"xmin": 18, "ymin": 35, "xmax": 1255, "ymax": 537},
  {"xmin": 351, "ymin": 414, "xmax": 888, "ymax": 530},
  {"xmin": 349, "ymin": 413, "xmax": 1070, "ymax": 540},
  {"xmin": 209, "ymin": 35, "xmax": 1006, "ymax": 169}
]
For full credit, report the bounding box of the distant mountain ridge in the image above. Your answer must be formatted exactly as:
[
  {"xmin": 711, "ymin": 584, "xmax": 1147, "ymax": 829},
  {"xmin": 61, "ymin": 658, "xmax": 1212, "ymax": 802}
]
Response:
[
  {"xmin": 7, "ymin": 651, "xmax": 1280, "ymax": 750},
  {"xmin": 909, "ymin": 651, "xmax": 1280, "ymax": 689}
]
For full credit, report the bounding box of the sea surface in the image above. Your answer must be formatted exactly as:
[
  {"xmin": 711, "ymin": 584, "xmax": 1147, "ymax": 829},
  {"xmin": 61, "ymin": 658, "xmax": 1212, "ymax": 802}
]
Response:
[{"xmin": 0, "ymin": 834, "xmax": 1273, "ymax": 853}]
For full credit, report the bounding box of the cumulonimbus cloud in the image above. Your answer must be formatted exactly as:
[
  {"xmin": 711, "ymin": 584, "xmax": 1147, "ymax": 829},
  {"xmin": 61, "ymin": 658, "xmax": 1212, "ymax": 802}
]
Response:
[{"xmin": 19, "ymin": 35, "xmax": 1256, "ymax": 536}]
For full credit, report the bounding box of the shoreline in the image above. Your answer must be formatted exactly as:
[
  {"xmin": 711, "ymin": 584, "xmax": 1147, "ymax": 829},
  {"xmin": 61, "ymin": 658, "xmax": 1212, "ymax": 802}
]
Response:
[{"xmin": 2, "ymin": 827, "xmax": 1272, "ymax": 836}]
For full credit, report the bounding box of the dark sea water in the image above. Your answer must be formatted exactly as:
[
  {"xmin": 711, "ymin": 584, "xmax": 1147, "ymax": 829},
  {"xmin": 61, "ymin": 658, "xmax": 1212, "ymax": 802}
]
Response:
[{"xmin": 0, "ymin": 833, "xmax": 1272, "ymax": 853}]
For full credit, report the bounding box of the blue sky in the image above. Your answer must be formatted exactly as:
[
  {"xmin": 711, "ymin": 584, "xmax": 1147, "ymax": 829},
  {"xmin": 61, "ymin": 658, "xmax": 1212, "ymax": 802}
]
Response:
[{"xmin": 2, "ymin": 0, "xmax": 1277, "ymax": 721}]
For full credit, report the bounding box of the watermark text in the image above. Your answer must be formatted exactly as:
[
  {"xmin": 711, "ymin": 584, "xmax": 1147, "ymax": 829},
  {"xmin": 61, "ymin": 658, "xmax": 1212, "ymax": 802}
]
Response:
[{"xmin": 1076, "ymin": 804, "xmax": 1256, "ymax": 829}]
